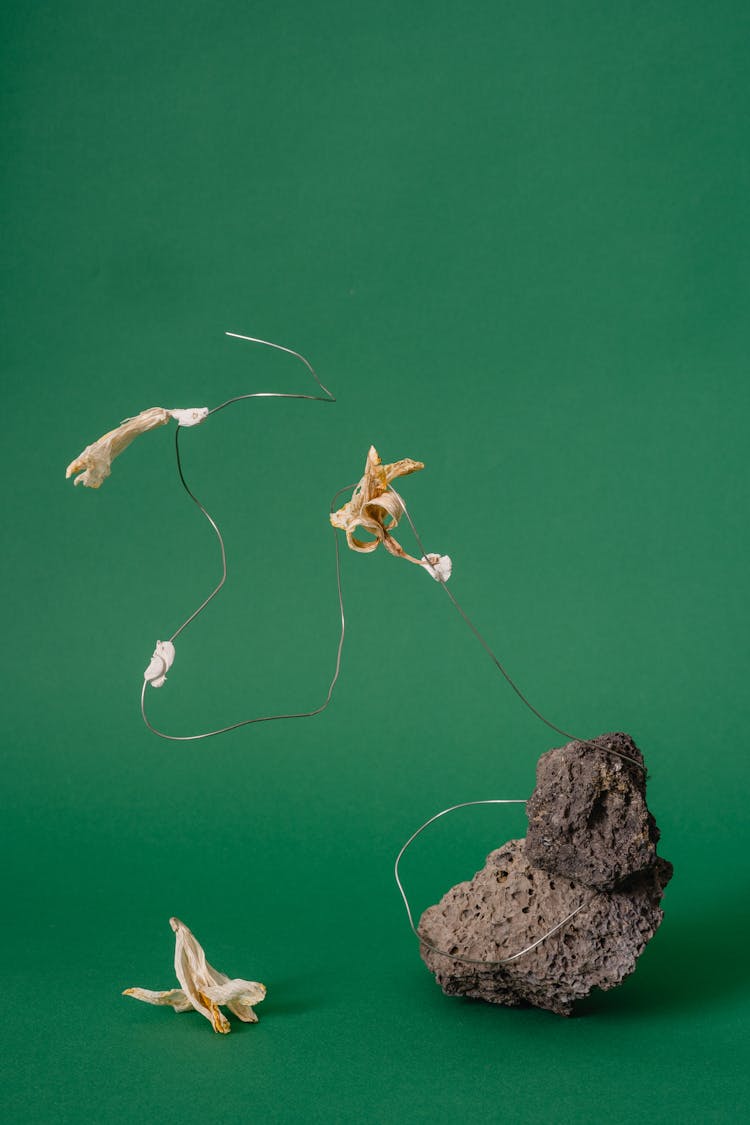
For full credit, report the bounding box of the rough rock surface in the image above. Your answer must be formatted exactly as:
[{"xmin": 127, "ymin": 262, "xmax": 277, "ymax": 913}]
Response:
[
  {"xmin": 418, "ymin": 733, "xmax": 672, "ymax": 1016},
  {"xmin": 419, "ymin": 839, "xmax": 672, "ymax": 1016},
  {"xmin": 525, "ymin": 732, "xmax": 659, "ymax": 889}
]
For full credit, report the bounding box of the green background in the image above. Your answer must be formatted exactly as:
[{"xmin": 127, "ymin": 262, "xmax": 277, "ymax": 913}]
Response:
[{"xmin": 3, "ymin": 2, "xmax": 748, "ymax": 1121}]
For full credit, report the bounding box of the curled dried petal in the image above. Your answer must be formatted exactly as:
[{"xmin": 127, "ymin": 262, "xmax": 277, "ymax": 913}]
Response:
[
  {"xmin": 206, "ymin": 979, "xmax": 267, "ymax": 1024},
  {"xmin": 124, "ymin": 917, "xmax": 266, "ymax": 1035},
  {"xmin": 171, "ymin": 917, "xmax": 265, "ymax": 1033},
  {"xmin": 66, "ymin": 407, "xmax": 172, "ymax": 488},
  {"xmin": 331, "ymin": 447, "xmax": 450, "ymax": 579},
  {"xmin": 330, "ymin": 446, "xmax": 424, "ymax": 562}
]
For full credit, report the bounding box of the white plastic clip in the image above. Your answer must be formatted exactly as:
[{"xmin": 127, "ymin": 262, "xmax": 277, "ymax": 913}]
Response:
[
  {"xmin": 420, "ymin": 553, "xmax": 453, "ymax": 582},
  {"xmin": 170, "ymin": 407, "xmax": 209, "ymax": 427},
  {"xmin": 144, "ymin": 640, "xmax": 176, "ymax": 688}
]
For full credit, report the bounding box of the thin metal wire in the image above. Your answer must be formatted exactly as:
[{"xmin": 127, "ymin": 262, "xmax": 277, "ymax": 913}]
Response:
[
  {"xmin": 140, "ymin": 334, "xmax": 346, "ymax": 742},
  {"xmin": 141, "ymin": 486, "xmax": 351, "ymax": 741},
  {"xmin": 168, "ymin": 425, "xmax": 226, "ymax": 645},
  {"xmin": 388, "ymin": 484, "xmax": 641, "ymax": 964},
  {"xmin": 394, "ymin": 799, "xmax": 594, "ymax": 966},
  {"xmin": 209, "ymin": 332, "xmax": 336, "ymax": 414},
  {"xmin": 388, "ymin": 487, "xmax": 645, "ymax": 773}
]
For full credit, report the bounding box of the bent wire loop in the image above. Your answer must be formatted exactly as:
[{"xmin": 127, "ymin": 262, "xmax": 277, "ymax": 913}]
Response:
[
  {"xmin": 394, "ymin": 799, "xmax": 594, "ymax": 966},
  {"xmin": 140, "ymin": 333, "xmax": 348, "ymax": 742}
]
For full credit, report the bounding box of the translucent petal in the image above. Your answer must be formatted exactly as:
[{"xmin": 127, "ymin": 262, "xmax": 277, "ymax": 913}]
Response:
[
  {"xmin": 169, "ymin": 917, "xmax": 265, "ymax": 1034},
  {"xmin": 66, "ymin": 407, "xmax": 171, "ymax": 488},
  {"xmin": 122, "ymin": 987, "xmax": 193, "ymax": 1013}
]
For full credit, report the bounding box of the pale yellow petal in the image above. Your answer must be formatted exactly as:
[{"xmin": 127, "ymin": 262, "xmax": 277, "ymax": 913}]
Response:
[
  {"xmin": 206, "ymin": 979, "xmax": 266, "ymax": 1024},
  {"xmin": 345, "ymin": 513, "xmax": 387, "ymax": 553},
  {"xmin": 365, "ymin": 492, "xmax": 406, "ymax": 529},
  {"xmin": 169, "ymin": 917, "xmax": 264, "ymax": 1034},
  {"xmin": 226, "ymin": 998, "xmax": 260, "ymax": 1024},
  {"xmin": 195, "ymin": 990, "xmax": 231, "ymax": 1034},
  {"xmin": 123, "ymin": 987, "xmax": 192, "ymax": 1012},
  {"xmin": 383, "ymin": 456, "xmax": 424, "ymax": 484},
  {"xmin": 66, "ymin": 406, "xmax": 171, "ymax": 488}
]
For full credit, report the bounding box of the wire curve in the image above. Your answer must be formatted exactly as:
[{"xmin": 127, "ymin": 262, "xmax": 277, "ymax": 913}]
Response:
[
  {"xmin": 140, "ymin": 333, "xmax": 346, "ymax": 742},
  {"xmin": 394, "ymin": 799, "xmax": 593, "ymax": 966}
]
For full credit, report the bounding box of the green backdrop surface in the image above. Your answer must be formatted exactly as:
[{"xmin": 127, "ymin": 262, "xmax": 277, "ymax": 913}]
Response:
[{"xmin": 2, "ymin": 2, "xmax": 749, "ymax": 1121}]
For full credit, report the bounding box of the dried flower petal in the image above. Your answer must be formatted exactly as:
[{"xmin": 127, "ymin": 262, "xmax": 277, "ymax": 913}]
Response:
[
  {"xmin": 331, "ymin": 446, "xmax": 451, "ymax": 578},
  {"xmin": 122, "ymin": 987, "xmax": 193, "ymax": 1012},
  {"xmin": 124, "ymin": 917, "xmax": 266, "ymax": 1035},
  {"xmin": 330, "ymin": 445, "xmax": 423, "ymax": 560},
  {"xmin": 66, "ymin": 407, "xmax": 172, "ymax": 488}
]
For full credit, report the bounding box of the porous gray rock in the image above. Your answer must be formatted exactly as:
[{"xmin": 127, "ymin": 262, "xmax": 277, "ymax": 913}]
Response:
[
  {"xmin": 419, "ymin": 839, "xmax": 672, "ymax": 1016},
  {"xmin": 525, "ymin": 733, "xmax": 659, "ymax": 890},
  {"xmin": 417, "ymin": 733, "xmax": 672, "ymax": 1015}
]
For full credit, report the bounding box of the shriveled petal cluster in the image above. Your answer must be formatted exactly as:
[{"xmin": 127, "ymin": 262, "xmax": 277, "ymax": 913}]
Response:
[
  {"xmin": 124, "ymin": 917, "xmax": 266, "ymax": 1035},
  {"xmin": 330, "ymin": 445, "xmax": 425, "ymax": 561},
  {"xmin": 66, "ymin": 407, "xmax": 172, "ymax": 488},
  {"xmin": 331, "ymin": 445, "xmax": 452, "ymax": 579}
]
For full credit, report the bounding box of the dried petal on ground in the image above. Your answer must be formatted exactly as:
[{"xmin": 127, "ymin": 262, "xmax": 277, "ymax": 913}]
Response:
[
  {"xmin": 123, "ymin": 917, "xmax": 266, "ymax": 1034},
  {"xmin": 122, "ymin": 987, "xmax": 193, "ymax": 1012}
]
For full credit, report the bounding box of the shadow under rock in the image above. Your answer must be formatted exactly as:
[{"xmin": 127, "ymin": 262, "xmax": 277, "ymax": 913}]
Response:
[{"xmin": 578, "ymin": 888, "xmax": 750, "ymax": 1019}]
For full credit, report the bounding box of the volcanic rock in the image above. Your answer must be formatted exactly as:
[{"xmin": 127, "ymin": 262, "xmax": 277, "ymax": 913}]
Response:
[
  {"xmin": 419, "ymin": 838, "xmax": 672, "ymax": 1016},
  {"xmin": 417, "ymin": 733, "xmax": 672, "ymax": 1015},
  {"xmin": 525, "ymin": 732, "xmax": 659, "ymax": 889}
]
